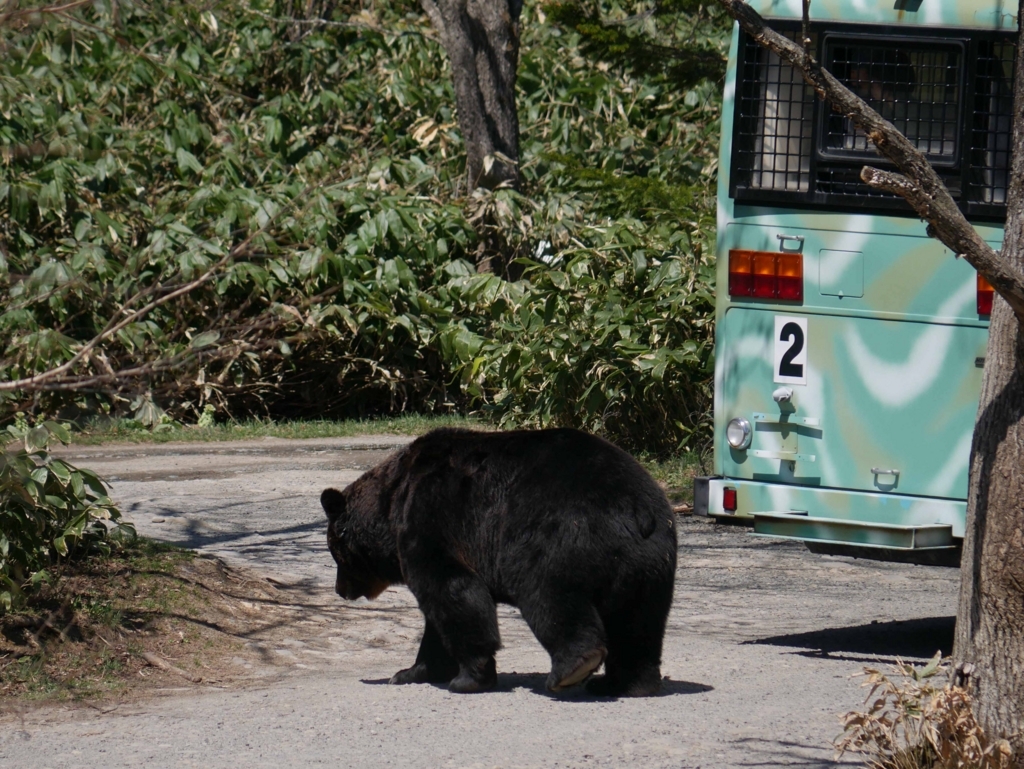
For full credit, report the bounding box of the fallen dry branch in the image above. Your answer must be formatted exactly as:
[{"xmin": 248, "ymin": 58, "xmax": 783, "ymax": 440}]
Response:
[
  {"xmin": 0, "ymin": 223, "xmax": 268, "ymax": 394},
  {"xmin": 140, "ymin": 652, "xmax": 203, "ymax": 684},
  {"xmin": 0, "ymin": 0, "xmax": 94, "ymax": 30}
]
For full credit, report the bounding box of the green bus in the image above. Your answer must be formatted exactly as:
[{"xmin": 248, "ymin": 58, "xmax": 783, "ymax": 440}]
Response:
[{"xmin": 693, "ymin": 0, "xmax": 1013, "ymax": 565}]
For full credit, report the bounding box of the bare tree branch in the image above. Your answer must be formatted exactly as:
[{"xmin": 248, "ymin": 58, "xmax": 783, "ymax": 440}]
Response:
[
  {"xmin": 243, "ymin": 7, "xmax": 436, "ymax": 38},
  {"xmin": 3, "ymin": 248, "xmax": 242, "ymax": 393},
  {"xmin": 0, "ymin": 0, "xmax": 92, "ymax": 28},
  {"xmin": 715, "ymin": 0, "xmax": 1024, "ymax": 320},
  {"xmin": 800, "ymin": 0, "xmax": 811, "ymax": 57},
  {"xmin": 859, "ymin": 167, "xmax": 924, "ymax": 202},
  {"xmin": 417, "ymin": 0, "xmax": 448, "ymax": 48},
  {"xmin": 6, "ymin": 283, "xmax": 341, "ymax": 393}
]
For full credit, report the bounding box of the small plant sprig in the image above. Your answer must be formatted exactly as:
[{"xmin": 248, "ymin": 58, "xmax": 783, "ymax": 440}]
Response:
[
  {"xmin": 835, "ymin": 652, "xmax": 1013, "ymax": 769},
  {"xmin": 0, "ymin": 418, "xmax": 135, "ymax": 613}
]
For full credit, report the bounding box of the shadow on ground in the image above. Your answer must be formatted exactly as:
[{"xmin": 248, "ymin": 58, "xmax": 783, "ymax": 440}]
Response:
[
  {"xmin": 748, "ymin": 616, "xmax": 955, "ymax": 662},
  {"xmin": 360, "ymin": 674, "xmax": 712, "ymax": 700},
  {"xmin": 731, "ymin": 736, "xmax": 847, "ymax": 768}
]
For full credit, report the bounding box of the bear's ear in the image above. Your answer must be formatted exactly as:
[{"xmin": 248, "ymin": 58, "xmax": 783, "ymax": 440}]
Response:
[{"xmin": 321, "ymin": 488, "xmax": 346, "ymax": 521}]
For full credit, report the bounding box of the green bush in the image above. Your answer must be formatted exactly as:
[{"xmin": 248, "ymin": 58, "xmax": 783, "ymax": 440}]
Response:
[
  {"xmin": 442, "ymin": 219, "xmax": 715, "ymax": 454},
  {"xmin": 0, "ymin": 419, "xmax": 133, "ymax": 613},
  {"xmin": 0, "ymin": 0, "xmax": 723, "ymax": 452},
  {"xmin": 0, "ymin": 0, "xmax": 477, "ymax": 419}
]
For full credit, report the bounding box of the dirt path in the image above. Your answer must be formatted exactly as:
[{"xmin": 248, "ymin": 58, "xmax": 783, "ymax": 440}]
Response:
[{"xmin": 0, "ymin": 436, "xmax": 960, "ymax": 768}]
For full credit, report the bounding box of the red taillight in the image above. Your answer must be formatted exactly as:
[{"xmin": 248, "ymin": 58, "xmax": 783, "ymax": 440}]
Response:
[
  {"xmin": 752, "ymin": 252, "xmax": 775, "ymax": 298},
  {"xmin": 728, "ymin": 250, "xmax": 753, "ymax": 297},
  {"xmin": 777, "ymin": 253, "xmax": 803, "ymax": 301},
  {"xmin": 978, "ymin": 273, "xmax": 994, "ymax": 316},
  {"xmin": 729, "ymin": 250, "xmax": 802, "ymax": 302},
  {"xmin": 723, "ymin": 487, "xmax": 738, "ymax": 512}
]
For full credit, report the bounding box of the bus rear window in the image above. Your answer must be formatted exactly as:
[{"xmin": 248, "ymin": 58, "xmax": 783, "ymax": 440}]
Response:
[
  {"xmin": 730, "ymin": 24, "xmax": 1014, "ymax": 220},
  {"xmin": 822, "ymin": 39, "xmax": 962, "ymax": 164},
  {"xmin": 741, "ymin": 30, "xmax": 815, "ymax": 194}
]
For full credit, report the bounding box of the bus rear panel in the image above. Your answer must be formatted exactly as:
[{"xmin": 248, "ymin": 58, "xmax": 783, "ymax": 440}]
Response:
[{"xmin": 698, "ymin": 1, "xmax": 1012, "ymax": 564}]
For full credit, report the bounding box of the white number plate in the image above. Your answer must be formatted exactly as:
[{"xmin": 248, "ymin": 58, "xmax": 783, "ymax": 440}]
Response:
[{"xmin": 774, "ymin": 316, "xmax": 807, "ymax": 385}]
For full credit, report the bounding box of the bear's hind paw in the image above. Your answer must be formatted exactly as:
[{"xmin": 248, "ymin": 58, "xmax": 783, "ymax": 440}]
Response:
[
  {"xmin": 549, "ymin": 648, "xmax": 606, "ymax": 693},
  {"xmin": 586, "ymin": 670, "xmax": 662, "ymax": 697}
]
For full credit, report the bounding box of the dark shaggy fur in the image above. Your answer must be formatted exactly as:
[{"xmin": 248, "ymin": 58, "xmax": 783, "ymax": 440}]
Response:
[{"xmin": 320, "ymin": 428, "xmax": 677, "ymax": 696}]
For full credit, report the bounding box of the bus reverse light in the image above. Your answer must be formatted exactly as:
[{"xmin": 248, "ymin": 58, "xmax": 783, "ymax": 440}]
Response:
[
  {"xmin": 978, "ymin": 274, "xmax": 994, "ymax": 316},
  {"xmin": 728, "ymin": 250, "xmax": 803, "ymax": 302}
]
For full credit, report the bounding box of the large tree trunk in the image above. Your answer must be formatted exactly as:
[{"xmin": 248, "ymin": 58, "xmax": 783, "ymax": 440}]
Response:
[
  {"xmin": 955, "ymin": 295, "xmax": 1024, "ymax": 760},
  {"xmin": 420, "ymin": 0, "xmax": 522, "ymax": 194},
  {"xmin": 952, "ymin": 12, "xmax": 1024, "ymax": 750}
]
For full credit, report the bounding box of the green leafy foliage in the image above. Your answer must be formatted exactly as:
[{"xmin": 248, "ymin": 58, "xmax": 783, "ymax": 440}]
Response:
[
  {"xmin": 543, "ymin": 0, "xmax": 731, "ymax": 89},
  {"xmin": 443, "ymin": 220, "xmax": 715, "ymax": 452},
  {"xmin": 0, "ymin": 0, "xmax": 722, "ymax": 453},
  {"xmin": 0, "ymin": 419, "xmax": 134, "ymax": 613}
]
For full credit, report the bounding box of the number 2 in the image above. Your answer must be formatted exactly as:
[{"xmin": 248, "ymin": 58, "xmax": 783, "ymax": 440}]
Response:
[
  {"xmin": 778, "ymin": 322, "xmax": 804, "ymax": 378},
  {"xmin": 773, "ymin": 316, "xmax": 808, "ymax": 384}
]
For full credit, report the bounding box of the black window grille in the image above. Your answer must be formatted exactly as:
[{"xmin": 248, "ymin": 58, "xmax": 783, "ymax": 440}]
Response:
[
  {"xmin": 734, "ymin": 29, "xmax": 816, "ymax": 194},
  {"xmin": 969, "ymin": 39, "xmax": 1014, "ymax": 206},
  {"xmin": 730, "ymin": 23, "xmax": 1015, "ymax": 220},
  {"xmin": 821, "ymin": 38, "xmax": 963, "ymax": 164}
]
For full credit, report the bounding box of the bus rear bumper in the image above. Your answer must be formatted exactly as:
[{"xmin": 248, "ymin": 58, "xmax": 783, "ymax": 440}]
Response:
[
  {"xmin": 752, "ymin": 511, "xmax": 953, "ymax": 549},
  {"xmin": 694, "ymin": 477, "xmax": 966, "ymax": 555}
]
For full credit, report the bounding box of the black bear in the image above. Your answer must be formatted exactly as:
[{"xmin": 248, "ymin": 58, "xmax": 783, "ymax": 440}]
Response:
[{"xmin": 320, "ymin": 428, "xmax": 677, "ymax": 696}]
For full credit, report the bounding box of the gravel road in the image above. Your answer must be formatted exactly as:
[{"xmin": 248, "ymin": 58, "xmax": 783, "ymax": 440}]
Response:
[{"xmin": 0, "ymin": 436, "xmax": 960, "ymax": 769}]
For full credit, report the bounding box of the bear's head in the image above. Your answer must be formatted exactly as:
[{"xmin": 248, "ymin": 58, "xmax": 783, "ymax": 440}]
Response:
[{"xmin": 321, "ymin": 487, "xmax": 391, "ymax": 601}]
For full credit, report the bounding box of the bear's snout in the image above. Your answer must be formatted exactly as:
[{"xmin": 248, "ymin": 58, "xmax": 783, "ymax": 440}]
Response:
[
  {"xmin": 335, "ymin": 575, "xmax": 359, "ymax": 601},
  {"xmin": 336, "ymin": 573, "xmax": 389, "ymax": 601}
]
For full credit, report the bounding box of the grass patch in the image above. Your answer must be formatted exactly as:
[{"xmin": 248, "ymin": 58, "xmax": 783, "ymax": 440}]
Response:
[
  {"xmin": 0, "ymin": 539, "xmax": 284, "ymax": 704},
  {"xmin": 0, "ymin": 540, "xmax": 199, "ymax": 701},
  {"xmin": 68, "ymin": 412, "xmax": 701, "ymax": 502},
  {"xmin": 640, "ymin": 453, "xmax": 706, "ymax": 505},
  {"xmin": 70, "ymin": 414, "xmax": 484, "ymax": 445}
]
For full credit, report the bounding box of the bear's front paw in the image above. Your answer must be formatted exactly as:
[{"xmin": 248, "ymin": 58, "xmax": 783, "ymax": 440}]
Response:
[
  {"xmin": 448, "ymin": 658, "xmax": 497, "ymax": 693},
  {"xmin": 389, "ymin": 664, "xmax": 431, "ymax": 685},
  {"xmin": 448, "ymin": 673, "xmax": 495, "ymax": 693},
  {"xmin": 390, "ymin": 662, "xmax": 459, "ymax": 685}
]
